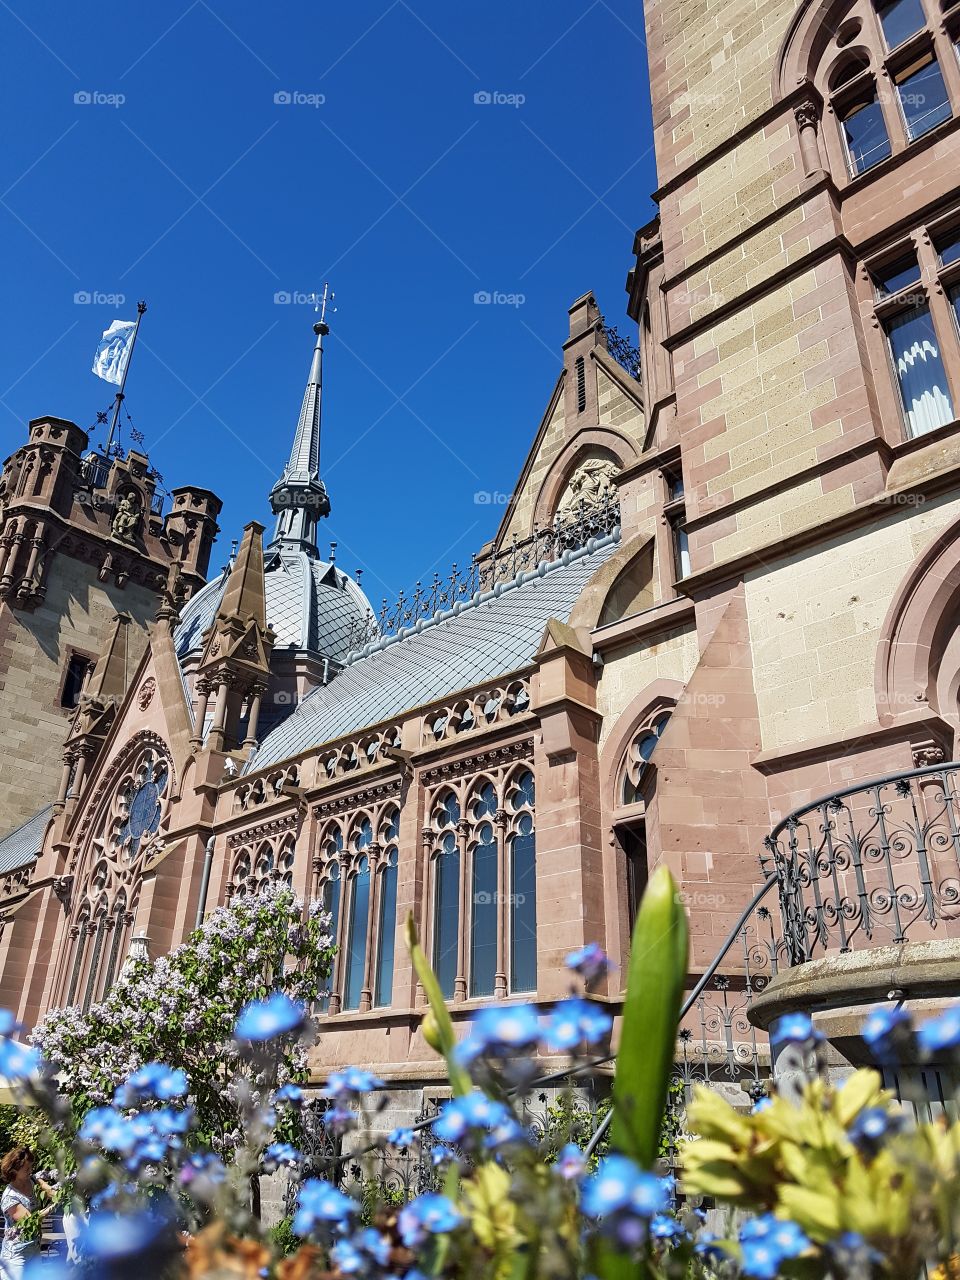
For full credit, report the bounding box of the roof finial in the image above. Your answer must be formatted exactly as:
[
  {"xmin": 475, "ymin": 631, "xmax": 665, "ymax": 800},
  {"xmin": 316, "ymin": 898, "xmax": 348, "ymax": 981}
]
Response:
[{"xmin": 267, "ymin": 290, "xmax": 334, "ymax": 558}]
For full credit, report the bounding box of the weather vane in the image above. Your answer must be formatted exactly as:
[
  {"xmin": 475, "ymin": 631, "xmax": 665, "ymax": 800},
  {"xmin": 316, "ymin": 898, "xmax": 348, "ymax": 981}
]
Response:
[{"xmin": 314, "ymin": 282, "xmax": 336, "ymax": 326}]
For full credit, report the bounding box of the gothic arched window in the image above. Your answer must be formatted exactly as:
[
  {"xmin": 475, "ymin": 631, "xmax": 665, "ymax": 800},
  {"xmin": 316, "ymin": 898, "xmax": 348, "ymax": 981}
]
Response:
[
  {"xmin": 432, "ymin": 791, "xmax": 462, "ymax": 1001},
  {"xmin": 374, "ymin": 808, "xmax": 400, "ymax": 1008},
  {"xmin": 622, "ymin": 714, "xmax": 671, "ymax": 806},
  {"xmin": 343, "ymin": 855, "xmax": 371, "ymax": 1011},
  {"xmin": 317, "ymin": 827, "xmax": 343, "ymax": 1012},
  {"xmin": 789, "ymin": 0, "xmax": 958, "ymax": 181},
  {"xmin": 469, "ymin": 781, "xmax": 499, "ymax": 999},
  {"xmin": 428, "ymin": 765, "xmax": 537, "ymax": 1003},
  {"xmin": 507, "ymin": 769, "xmax": 538, "ymax": 994}
]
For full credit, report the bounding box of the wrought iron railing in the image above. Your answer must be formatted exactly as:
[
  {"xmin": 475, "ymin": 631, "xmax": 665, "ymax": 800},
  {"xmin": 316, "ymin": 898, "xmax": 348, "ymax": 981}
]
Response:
[
  {"xmin": 763, "ymin": 761, "xmax": 960, "ymax": 963},
  {"xmin": 345, "ymin": 491, "xmax": 621, "ymax": 654}
]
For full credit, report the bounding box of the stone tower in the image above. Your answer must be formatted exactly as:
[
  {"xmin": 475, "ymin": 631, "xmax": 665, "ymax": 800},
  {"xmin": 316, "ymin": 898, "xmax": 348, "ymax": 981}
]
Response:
[{"xmin": 0, "ymin": 416, "xmax": 221, "ymax": 834}]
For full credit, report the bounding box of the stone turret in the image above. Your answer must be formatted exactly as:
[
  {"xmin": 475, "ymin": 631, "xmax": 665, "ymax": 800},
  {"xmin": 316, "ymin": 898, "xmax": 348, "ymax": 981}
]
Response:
[{"xmin": 0, "ymin": 411, "xmax": 222, "ymax": 835}]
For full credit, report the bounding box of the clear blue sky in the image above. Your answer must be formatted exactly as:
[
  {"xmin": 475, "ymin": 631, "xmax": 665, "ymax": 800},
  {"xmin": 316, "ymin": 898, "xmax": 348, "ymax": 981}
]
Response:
[{"xmin": 0, "ymin": 2, "xmax": 656, "ymax": 610}]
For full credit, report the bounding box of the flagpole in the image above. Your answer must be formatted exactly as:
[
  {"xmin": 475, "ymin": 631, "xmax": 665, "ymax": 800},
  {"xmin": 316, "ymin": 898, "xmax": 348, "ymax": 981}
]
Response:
[{"xmin": 105, "ymin": 300, "xmax": 147, "ymax": 457}]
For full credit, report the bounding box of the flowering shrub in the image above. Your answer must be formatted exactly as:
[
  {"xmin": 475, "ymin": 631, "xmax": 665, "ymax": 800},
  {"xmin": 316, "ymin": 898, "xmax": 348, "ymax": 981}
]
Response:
[
  {"xmin": 32, "ymin": 885, "xmax": 334, "ymax": 1156},
  {"xmin": 4, "ymin": 867, "xmax": 960, "ymax": 1278}
]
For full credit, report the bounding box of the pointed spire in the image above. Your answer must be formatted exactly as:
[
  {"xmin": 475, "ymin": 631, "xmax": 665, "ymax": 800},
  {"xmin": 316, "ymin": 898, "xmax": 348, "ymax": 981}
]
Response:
[
  {"xmin": 218, "ymin": 520, "xmax": 268, "ymax": 631},
  {"xmin": 196, "ymin": 521, "xmax": 276, "ymax": 755},
  {"xmin": 83, "ymin": 612, "xmax": 132, "ymax": 707},
  {"xmin": 268, "ymin": 318, "xmax": 332, "ymax": 557}
]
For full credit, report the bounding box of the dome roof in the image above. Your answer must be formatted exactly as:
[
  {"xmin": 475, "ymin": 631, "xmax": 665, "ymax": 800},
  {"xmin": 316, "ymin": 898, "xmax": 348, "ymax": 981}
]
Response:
[{"xmin": 175, "ymin": 548, "xmax": 373, "ymax": 666}]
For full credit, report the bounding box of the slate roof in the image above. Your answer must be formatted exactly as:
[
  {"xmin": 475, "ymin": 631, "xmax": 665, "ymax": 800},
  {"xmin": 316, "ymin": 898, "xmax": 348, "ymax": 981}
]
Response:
[
  {"xmin": 174, "ymin": 551, "xmax": 372, "ymax": 665},
  {"xmin": 0, "ymin": 805, "xmax": 52, "ymax": 876},
  {"xmin": 248, "ymin": 534, "xmax": 619, "ymax": 771}
]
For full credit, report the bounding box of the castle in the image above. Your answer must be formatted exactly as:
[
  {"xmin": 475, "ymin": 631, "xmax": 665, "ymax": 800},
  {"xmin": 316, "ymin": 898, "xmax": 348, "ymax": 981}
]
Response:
[{"xmin": 3, "ymin": 0, "xmax": 960, "ymax": 1115}]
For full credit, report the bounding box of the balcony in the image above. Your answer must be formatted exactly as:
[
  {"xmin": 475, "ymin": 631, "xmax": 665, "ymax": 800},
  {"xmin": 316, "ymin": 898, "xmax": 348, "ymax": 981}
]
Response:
[
  {"xmin": 677, "ymin": 762, "xmax": 960, "ymax": 1096},
  {"xmin": 743, "ymin": 761, "xmax": 960, "ymax": 1041}
]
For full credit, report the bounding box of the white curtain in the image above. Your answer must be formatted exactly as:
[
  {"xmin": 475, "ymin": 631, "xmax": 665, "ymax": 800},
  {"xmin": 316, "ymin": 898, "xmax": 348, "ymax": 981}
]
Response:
[{"xmin": 888, "ymin": 306, "xmax": 955, "ymax": 436}]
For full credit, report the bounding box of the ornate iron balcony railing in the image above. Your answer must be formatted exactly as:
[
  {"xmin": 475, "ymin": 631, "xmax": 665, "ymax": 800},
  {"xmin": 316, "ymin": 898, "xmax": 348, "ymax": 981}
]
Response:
[
  {"xmin": 763, "ymin": 760, "xmax": 960, "ymax": 964},
  {"xmin": 346, "ymin": 491, "xmax": 621, "ymax": 653}
]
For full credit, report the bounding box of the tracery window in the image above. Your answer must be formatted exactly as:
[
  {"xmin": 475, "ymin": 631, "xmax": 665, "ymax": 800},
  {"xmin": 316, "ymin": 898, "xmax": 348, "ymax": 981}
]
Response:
[
  {"xmin": 621, "ymin": 713, "xmax": 671, "ymax": 806},
  {"xmin": 615, "ymin": 709, "xmax": 673, "ymax": 933},
  {"xmin": 314, "ymin": 804, "xmax": 401, "ymax": 1015},
  {"xmin": 433, "ymin": 793, "xmax": 461, "ymax": 1000},
  {"xmin": 61, "ymin": 740, "xmax": 171, "ymax": 1011},
  {"xmin": 427, "ymin": 764, "xmax": 537, "ymax": 1003},
  {"xmin": 343, "ymin": 819, "xmax": 373, "ymax": 1011},
  {"xmin": 863, "ymin": 215, "xmax": 960, "ymax": 438},
  {"xmin": 809, "ymin": 0, "xmax": 960, "ymax": 181},
  {"xmin": 229, "ymin": 835, "xmax": 296, "ymax": 901}
]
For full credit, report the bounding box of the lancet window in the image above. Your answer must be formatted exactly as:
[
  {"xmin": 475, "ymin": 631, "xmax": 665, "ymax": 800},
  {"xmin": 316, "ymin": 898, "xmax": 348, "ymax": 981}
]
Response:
[
  {"xmin": 228, "ymin": 833, "xmax": 296, "ymax": 901},
  {"xmin": 426, "ymin": 763, "xmax": 538, "ymax": 1003},
  {"xmin": 314, "ymin": 802, "xmax": 401, "ymax": 1014}
]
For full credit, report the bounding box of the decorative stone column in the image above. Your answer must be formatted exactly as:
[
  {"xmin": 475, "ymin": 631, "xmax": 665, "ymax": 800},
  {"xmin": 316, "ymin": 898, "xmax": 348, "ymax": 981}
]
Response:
[
  {"xmin": 190, "ymin": 679, "xmax": 213, "ymax": 749},
  {"xmin": 207, "ymin": 679, "xmax": 231, "ymax": 753},
  {"xmin": 242, "ymin": 683, "xmax": 266, "ymax": 750},
  {"xmin": 16, "ymin": 526, "xmax": 44, "ymax": 601},
  {"xmin": 0, "ymin": 518, "xmax": 19, "ymax": 586},
  {"xmin": 54, "ymin": 754, "xmax": 76, "ymax": 813},
  {"xmin": 794, "ymin": 98, "xmax": 827, "ymax": 178}
]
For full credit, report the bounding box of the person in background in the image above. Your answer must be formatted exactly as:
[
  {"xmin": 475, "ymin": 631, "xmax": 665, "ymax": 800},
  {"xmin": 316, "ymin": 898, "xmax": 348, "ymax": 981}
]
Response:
[{"xmin": 0, "ymin": 1148, "xmax": 55, "ymax": 1278}]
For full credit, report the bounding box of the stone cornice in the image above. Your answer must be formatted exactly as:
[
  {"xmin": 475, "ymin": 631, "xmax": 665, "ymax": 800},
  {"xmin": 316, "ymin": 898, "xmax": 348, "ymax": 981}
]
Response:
[
  {"xmin": 227, "ymin": 811, "xmax": 301, "ymax": 848},
  {"xmin": 311, "ymin": 777, "xmax": 403, "ymax": 819},
  {"xmin": 420, "ymin": 739, "xmax": 533, "ymax": 788}
]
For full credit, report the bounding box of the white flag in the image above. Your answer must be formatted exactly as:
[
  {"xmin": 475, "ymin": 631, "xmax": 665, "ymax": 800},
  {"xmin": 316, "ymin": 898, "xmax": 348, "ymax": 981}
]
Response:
[{"xmin": 92, "ymin": 319, "xmax": 137, "ymax": 386}]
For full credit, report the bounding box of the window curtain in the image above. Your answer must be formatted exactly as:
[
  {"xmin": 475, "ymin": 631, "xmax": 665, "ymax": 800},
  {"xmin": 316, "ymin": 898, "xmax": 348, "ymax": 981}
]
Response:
[{"xmin": 887, "ymin": 306, "xmax": 955, "ymax": 436}]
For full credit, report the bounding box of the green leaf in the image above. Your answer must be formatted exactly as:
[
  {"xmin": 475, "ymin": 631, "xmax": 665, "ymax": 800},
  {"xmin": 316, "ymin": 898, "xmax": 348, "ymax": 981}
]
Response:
[
  {"xmin": 404, "ymin": 914, "xmax": 472, "ymax": 1097},
  {"xmin": 610, "ymin": 865, "xmax": 688, "ymax": 1169}
]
